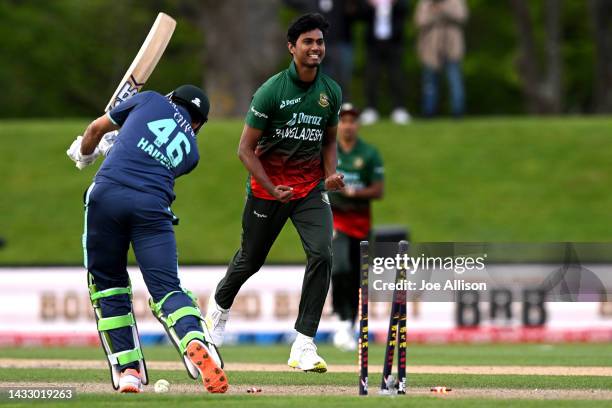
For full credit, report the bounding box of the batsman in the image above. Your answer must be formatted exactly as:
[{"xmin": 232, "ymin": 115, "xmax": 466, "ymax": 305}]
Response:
[{"xmin": 66, "ymin": 85, "xmax": 228, "ymax": 394}]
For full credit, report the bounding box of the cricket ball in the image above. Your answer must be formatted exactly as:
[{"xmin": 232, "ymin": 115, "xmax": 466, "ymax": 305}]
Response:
[{"xmin": 154, "ymin": 379, "xmax": 170, "ymax": 393}]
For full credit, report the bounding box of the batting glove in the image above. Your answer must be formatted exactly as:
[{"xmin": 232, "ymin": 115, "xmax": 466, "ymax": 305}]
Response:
[
  {"xmin": 98, "ymin": 130, "xmax": 119, "ymax": 157},
  {"xmin": 66, "ymin": 136, "xmax": 100, "ymax": 170}
]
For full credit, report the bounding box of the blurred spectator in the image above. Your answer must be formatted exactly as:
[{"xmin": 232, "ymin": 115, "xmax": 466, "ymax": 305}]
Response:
[
  {"xmin": 361, "ymin": 0, "xmax": 411, "ymax": 125},
  {"xmin": 285, "ymin": 0, "xmax": 360, "ymax": 100},
  {"xmin": 415, "ymin": 0, "xmax": 468, "ymax": 117}
]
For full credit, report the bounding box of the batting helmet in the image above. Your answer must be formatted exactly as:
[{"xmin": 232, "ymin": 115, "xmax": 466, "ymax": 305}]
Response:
[{"xmin": 169, "ymin": 84, "xmax": 210, "ymax": 132}]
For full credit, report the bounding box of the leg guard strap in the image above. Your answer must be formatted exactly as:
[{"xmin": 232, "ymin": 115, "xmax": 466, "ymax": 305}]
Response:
[
  {"xmin": 110, "ymin": 347, "xmax": 144, "ymax": 366},
  {"xmin": 90, "ymin": 286, "xmax": 132, "ymax": 301},
  {"xmin": 179, "ymin": 331, "xmax": 205, "ymax": 353},
  {"xmin": 167, "ymin": 307, "xmax": 202, "ymax": 328},
  {"xmin": 97, "ymin": 313, "xmax": 135, "ymax": 331},
  {"xmin": 150, "ymin": 290, "xmax": 182, "ymax": 315}
]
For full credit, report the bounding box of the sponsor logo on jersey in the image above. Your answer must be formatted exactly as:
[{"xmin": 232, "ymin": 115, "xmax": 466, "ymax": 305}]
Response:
[
  {"xmin": 285, "ymin": 112, "xmax": 323, "ymax": 127},
  {"xmin": 298, "ymin": 112, "xmax": 322, "ymax": 125},
  {"xmin": 318, "ymin": 93, "xmax": 330, "ymax": 108},
  {"xmin": 354, "ymin": 157, "xmax": 364, "ymax": 169},
  {"xmin": 280, "ymin": 97, "xmax": 301, "ymax": 109},
  {"xmin": 286, "ymin": 113, "xmax": 298, "ymax": 126},
  {"xmin": 251, "ymin": 106, "xmax": 268, "ymax": 119},
  {"xmin": 341, "ymin": 171, "xmax": 365, "ymax": 189}
]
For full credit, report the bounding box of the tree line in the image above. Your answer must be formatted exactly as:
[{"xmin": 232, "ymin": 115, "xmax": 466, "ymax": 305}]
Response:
[{"xmin": 0, "ymin": 0, "xmax": 610, "ymax": 118}]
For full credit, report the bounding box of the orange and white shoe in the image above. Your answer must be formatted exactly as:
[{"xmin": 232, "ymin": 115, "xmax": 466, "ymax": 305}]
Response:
[
  {"xmin": 118, "ymin": 368, "xmax": 142, "ymax": 393},
  {"xmin": 186, "ymin": 340, "xmax": 229, "ymax": 393}
]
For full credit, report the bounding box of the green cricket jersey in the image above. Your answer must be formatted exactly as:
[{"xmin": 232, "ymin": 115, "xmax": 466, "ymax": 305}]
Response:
[
  {"xmin": 245, "ymin": 61, "xmax": 342, "ymax": 200},
  {"xmin": 329, "ymin": 138, "xmax": 384, "ymax": 238}
]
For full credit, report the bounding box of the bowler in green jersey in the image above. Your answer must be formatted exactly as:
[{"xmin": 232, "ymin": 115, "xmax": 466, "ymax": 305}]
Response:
[{"xmin": 205, "ymin": 13, "xmax": 344, "ymax": 373}]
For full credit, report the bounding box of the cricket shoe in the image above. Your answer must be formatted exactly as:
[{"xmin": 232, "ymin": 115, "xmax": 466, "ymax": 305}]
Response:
[
  {"xmin": 186, "ymin": 339, "xmax": 229, "ymax": 393},
  {"xmin": 288, "ymin": 336, "xmax": 328, "ymax": 373},
  {"xmin": 333, "ymin": 321, "xmax": 357, "ymax": 352},
  {"xmin": 118, "ymin": 368, "xmax": 143, "ymax": 393},
  {"xmin": 182, "ymin": 324, "xmax": 224, "ymax": 379},
  {"xmin": 204, "ymin": 295, "xmax": 229, "ymax": 346}
]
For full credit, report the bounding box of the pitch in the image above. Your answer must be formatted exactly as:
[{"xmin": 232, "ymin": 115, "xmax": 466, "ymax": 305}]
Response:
[{"xmin": 1, "ymin": 343, "xmax": 611, "ymax": 406}]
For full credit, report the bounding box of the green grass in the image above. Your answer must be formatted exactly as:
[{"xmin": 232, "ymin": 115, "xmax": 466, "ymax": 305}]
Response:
[
  {"xmin": 1, "ymin": 117, "xmax": 612, "ymax": 264},
  {"xmin": 3, "ymin": 343, "xmax": 612, "ymax": 367},
  {"xmin": 0, "ymin": 368, "xmax": 610, "ymax": 390}
]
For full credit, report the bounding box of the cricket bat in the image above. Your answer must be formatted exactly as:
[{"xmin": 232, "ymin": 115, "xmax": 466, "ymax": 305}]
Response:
[{"xmin": 104, "ymin": 12, "xmax": 176, "ymax": 112}]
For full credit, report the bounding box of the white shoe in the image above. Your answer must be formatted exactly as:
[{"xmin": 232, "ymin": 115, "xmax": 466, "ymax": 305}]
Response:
[
  {"xmin": 288, "ymin": 333, "xmax": 327, "ymax": 373},
  {"xmin": 391, "ymin": 108, "xmax": 411, "ymax": 125},
  {"xmin": 204, "ymin": 295, "xmax": 229, "ymax": 346},
  {"xmin": 360, "ymin": 108, "xmax": 379, "ymax": 125},
  {"xmin": 333, "ymin": 320, "xmax": 357, "ymax": 352},
  {"xmin": 118, "ymin": 368, "xmax": 142, "ymax": 393}
]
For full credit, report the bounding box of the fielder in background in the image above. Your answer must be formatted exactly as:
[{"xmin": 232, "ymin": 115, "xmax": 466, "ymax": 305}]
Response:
[
  {"xmin": 205, "ymin": 13, "xmax": 344, "ymax": 373},
  {"xmin": 329, "ymin": 103, "xmax": 384, "ymax": 351},
  {"xmin": 66, "ymin": 85, "xmax": 228, "ymax": 394}
]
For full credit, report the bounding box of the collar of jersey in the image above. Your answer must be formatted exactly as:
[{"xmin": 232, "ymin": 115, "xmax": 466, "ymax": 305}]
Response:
[
  {"xmin": 288, "ymin": 61, "xmax": 320, "ymax": 88},
  {"xmin": 338, "ymin": 137, "xmax": 362, "ymax": 155}
]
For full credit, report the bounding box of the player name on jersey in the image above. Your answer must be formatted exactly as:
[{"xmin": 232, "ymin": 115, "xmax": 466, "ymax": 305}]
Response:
[{"xmin": 136, "ymin": 137, "xmax": 173, "ymax": 170}]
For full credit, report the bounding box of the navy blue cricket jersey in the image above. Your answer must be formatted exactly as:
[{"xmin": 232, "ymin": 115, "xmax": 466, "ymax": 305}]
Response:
[{"xmin": 95, "ymin": 91, "xmax": 200, "ymax": 203}]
